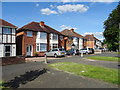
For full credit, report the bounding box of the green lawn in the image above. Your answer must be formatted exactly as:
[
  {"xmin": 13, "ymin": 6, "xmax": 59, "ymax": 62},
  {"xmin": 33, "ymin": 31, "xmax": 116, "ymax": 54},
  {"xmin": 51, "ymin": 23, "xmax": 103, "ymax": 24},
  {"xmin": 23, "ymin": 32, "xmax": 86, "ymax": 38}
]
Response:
[
  {"xmin": 85, "ymin": 56, "xmax": 119, "ymax": 62},
  {"xmin": 49, "ymin": 62, "xmax": 119, "ymax": 85}
]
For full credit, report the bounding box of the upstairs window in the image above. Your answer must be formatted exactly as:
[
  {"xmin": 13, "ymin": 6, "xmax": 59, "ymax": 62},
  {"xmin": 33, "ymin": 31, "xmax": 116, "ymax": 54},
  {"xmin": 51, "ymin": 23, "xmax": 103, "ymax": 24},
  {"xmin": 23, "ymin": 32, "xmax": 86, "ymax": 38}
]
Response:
[
  {"xmin": 3, "ymin": 27, "xmax": 12, "ymax": 34},
  {"xmin": 40, "ymin": 32, "xmax": 47, "ymax": 39},
  {"xmin": 12, "ymin": 28, "xmax": 16, "ymax": 34},
  {"xmin": 53, "ymin": 34, "xmax": 58, "ymax": 40},
  {"xmin": 60, "ymin": 35, "xmax": 63, "ymax": 40},
  {"xmin": 27, "ymin": 31, "xmax": 33, "ymax": 37}
]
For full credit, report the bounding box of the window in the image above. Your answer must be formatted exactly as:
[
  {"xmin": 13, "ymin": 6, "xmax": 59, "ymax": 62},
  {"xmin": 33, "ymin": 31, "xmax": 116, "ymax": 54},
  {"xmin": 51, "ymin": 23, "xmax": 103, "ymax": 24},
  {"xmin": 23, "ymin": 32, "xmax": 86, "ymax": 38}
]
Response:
[
  {"xmin": 40, "ymin": 43, "xmax": 47, "ymax": 51},
  {"xmin": 4, "ymin": 45, "xmax": 11, "ymax": 56},
  {"xmin": 53, "ymin": 34, "xmax": 58, "ymax": 40},
  {"xmin": 36, "ymin": 43, "xmax": 39, "ymax": 51},
  {"xmin": 36, "ymin": 43, "xmax": 47, "ymax": 52},
  {"xmin": 27, "ymin": 31, "xmax": 33, "ymax": 37},
  {"xmin": 52, "ymin": 49, "xmax": 58, "ymax": 51},
  {"xmin": 50, "ymin": 44, "xmax": 58, "ymax": 49},
  {"xmin": 3, "ymin": 27, "xmax": 11, "ymax": 34},
  {"xmin": 60, "ymin": 35, "xmax": 63, "ymax": 40},
  {"xmin": 0, "ymin": 27, "xmax": 2, "ymax": 34},
  {"xmin": 12, "ymin": 28, "xmax": 16, "ymax": 34},
  {"xmin": 40, "ymin": 32, "xmax": 47, "ymax": 39}
]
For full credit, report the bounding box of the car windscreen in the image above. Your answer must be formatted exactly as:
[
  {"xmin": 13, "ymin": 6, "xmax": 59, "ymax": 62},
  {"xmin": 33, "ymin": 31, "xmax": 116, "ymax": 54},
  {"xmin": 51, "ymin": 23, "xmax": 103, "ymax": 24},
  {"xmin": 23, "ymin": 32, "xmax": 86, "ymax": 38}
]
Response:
[
  {"xmin": 59, "ymin": 49, "xmax": 65, "ymax": 51},
  {"xmin": 81, "ymin": 48, "xmax": 87, "ymax": 50}
]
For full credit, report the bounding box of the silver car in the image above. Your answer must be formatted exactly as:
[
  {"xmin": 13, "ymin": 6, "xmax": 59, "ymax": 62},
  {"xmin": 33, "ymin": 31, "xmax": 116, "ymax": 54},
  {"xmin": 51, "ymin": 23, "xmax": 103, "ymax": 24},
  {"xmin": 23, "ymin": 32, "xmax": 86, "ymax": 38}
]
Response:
[
  {"xmin": 44, "ymin": 48, "xmax": 66, "ymax": 57},
  {"xmin": 79, "ymin": 48, "xmax": 94, "ymax": 54}
]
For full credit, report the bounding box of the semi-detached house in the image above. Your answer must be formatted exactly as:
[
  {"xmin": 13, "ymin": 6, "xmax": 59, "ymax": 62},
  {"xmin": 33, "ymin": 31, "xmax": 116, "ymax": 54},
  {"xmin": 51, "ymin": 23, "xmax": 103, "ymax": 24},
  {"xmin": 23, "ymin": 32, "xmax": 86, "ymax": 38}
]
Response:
[
  {"xmin": 84, "ymin": 34, "xmax": 102, "ymax": 49},
  {"xmin": 16, "ymin": 21, "xmax": 63, "ymax": 56},
  {"xmin": 61, "ymin": 29, "xmax": 84, "ymax": 50},
  {"xmin": 0, "ymin": 19, "xmax": 17, "ymax": 57}
]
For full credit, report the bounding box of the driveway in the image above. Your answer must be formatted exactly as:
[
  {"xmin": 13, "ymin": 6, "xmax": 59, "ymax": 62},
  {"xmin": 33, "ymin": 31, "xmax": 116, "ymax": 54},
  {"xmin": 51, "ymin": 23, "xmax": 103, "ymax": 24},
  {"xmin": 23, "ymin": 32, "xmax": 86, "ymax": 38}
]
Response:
[{"xmin": 2, "ymin": 52, "xmax": 119, "ymax": 88}]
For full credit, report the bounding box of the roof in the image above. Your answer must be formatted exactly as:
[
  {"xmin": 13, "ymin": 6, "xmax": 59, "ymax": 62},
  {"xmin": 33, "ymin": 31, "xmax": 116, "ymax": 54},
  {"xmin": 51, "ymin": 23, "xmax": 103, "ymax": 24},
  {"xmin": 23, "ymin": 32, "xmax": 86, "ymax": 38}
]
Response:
[
  {"xmin": 0, "ymin": 18, "xmax": 17, "ymax": 28},
  {"xmin": 93, "ymin": 37, "xmax": 101, "ymax": 42},
  {"xmin": 17, "ymin": 21, "xmax": 62, "ymax": 35},
  {"xmin": 61, "ymin": 29, "xmax": 83, "ymax": 38},
  {"xmin": 84, "ymin": 34, "xmax": 101, "ymax": 41}
]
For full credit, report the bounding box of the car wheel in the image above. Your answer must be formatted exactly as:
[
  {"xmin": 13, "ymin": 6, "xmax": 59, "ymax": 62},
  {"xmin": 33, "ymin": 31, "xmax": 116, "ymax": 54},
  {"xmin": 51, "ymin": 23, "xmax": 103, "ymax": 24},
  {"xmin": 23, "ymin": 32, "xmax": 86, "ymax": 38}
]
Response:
[
  {"xmin": 54, "ymin": 54, "xmax": 57, "ymax": 58},
  {"xmin": 73, "ymin": 53, "xmax": 76, "ymax": 56},
  {"xmin": 86, "ymin": 52, "xmax": 88, "ymax": 54}
]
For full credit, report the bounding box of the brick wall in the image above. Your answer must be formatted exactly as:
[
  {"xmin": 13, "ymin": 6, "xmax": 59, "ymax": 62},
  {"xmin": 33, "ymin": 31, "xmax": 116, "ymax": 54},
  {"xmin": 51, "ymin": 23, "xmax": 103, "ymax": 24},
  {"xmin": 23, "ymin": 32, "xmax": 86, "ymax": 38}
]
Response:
[{"xmin": 1, "ymin": 56, "xmax": 25, "ymax": 66}]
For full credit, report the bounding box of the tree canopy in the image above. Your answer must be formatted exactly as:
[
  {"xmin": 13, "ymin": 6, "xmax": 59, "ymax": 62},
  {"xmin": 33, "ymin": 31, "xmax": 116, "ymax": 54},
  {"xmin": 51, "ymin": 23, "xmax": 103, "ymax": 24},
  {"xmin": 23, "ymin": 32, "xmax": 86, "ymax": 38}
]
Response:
[{"xmin": 103, "ymin": 2, "xmax": 120, "ymax": 51}]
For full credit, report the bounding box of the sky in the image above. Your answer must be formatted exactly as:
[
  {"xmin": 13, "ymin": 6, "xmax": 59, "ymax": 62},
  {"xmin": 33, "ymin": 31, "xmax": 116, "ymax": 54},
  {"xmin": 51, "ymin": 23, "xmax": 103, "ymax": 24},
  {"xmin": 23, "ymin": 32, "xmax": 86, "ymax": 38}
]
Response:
[{"xmin": 1, "ymin": 1, "xmax": 119, "ymax": 41}]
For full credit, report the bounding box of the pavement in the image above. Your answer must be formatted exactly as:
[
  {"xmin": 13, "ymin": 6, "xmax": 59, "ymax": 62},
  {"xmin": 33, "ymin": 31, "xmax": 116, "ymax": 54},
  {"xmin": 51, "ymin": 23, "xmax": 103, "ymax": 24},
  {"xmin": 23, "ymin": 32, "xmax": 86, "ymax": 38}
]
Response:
[{"xmin": 2, "ymin": 52, "xmax": 119, "ymax": 88}]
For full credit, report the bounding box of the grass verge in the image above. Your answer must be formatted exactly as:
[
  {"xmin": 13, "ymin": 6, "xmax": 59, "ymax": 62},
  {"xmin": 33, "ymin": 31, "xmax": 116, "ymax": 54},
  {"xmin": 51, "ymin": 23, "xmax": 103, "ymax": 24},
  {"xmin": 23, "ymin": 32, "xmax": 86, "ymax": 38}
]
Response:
[
  {"xmin": 49, "ymin": 62, "xmax": 119, "ymax": 85},
  {"xmin": 85, "ymin": 56, "xmax": 119, "ymax": 62}
]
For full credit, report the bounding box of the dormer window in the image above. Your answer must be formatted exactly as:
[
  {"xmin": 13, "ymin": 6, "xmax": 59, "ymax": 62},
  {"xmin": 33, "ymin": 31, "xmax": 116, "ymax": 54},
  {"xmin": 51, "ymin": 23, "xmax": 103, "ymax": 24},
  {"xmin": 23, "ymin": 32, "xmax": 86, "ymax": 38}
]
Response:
[{"xmin": 27, "ymin": 31, "xmax": 33, "ymax": 37}]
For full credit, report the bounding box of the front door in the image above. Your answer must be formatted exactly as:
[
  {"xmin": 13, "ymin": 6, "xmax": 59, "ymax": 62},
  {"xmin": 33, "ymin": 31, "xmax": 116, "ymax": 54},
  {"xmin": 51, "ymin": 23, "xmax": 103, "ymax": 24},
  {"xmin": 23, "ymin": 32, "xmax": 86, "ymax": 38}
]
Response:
[{"xmin": 26, "ymin": 45, "xmax": 32, "ymax": 56}]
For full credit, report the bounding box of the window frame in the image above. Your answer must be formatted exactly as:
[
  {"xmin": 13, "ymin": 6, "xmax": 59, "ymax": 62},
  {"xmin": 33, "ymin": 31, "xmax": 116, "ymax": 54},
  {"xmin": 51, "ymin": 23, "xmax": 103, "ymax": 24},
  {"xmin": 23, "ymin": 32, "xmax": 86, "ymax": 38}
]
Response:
[
  {"xmin": 52, "ymin": 34, "xmax": 58, "ymax": 40},
  {"xmin": 3, "ymin": 27, "xmax": 12, "ymax": 34},
  {"xmin": 40, "ymin": 32, "xmax": 47, "ymax": 39},
  {"xmin": 27, "ymin": 31, "xmax": 33, "ymax": 37}
]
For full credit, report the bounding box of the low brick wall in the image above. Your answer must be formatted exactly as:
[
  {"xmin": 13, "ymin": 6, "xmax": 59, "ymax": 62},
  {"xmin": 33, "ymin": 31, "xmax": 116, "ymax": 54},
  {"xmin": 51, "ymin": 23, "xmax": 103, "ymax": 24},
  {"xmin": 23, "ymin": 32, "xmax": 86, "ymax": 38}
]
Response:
[{"xmin": 0, "ymin": 56, "xmax": 25, "ymax": 66}]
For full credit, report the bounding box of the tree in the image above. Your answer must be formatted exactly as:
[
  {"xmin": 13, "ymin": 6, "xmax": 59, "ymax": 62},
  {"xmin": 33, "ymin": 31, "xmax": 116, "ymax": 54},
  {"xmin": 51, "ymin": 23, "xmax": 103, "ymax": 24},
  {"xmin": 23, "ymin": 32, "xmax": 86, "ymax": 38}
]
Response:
[{"xmin": 103, "ymin": 2, "xmax": 120, "ymax": 51}]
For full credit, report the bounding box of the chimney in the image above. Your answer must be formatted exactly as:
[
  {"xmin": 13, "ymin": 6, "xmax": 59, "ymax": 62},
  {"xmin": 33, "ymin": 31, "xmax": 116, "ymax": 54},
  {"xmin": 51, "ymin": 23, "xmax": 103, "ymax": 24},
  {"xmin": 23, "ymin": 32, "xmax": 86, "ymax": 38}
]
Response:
[
  {"xmin": 40, "ymin": 21, "xmax": 45, "ymax": 26},
  {"xmin": 70, "ymin": 29, "xmax": 74, "ymax": 32},
  {"xmin": 91, "ymin": 34, "xmax": 94, "ymax": 37}
]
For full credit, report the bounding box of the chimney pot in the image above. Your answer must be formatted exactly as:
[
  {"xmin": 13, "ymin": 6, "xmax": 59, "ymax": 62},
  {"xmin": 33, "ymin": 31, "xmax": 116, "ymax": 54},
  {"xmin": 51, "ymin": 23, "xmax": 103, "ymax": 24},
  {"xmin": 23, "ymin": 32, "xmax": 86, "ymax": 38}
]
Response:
[
  {"xmin": 70, "ymin": 29, "xmax": 74, "ymax": 32},
  {"xmin": 91, "ymin": 34, "xmax": 94, "ymax": 37},
  {"xmin": 40, "ymin": 21, "xmax": 45, "ymax": 26}
]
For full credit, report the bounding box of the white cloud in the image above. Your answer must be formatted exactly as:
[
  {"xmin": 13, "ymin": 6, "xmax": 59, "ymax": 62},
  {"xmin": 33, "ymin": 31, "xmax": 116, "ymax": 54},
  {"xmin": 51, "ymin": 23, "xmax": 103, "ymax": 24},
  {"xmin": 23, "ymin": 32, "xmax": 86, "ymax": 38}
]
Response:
[
  {"xmin": 84, "ymin": 32, "xmax": 104, "ymax": 41},
  {"xmin": 57, "ymin": 4, "xmax": 89, "ymax": 13},
  {"xmin": 40, "ymin": 8, "xmax": 58, "ymax": 15},
  {"xmin": 60, "ymin": 25, "xmax": 77, "ymax": 31},
  {"xmin": 36, "ymin": 3, "xmax": 39, "ymax": 7},
  {"xmin": 40, "ymin": 4, "xmax": 89, "ymax": 15}
]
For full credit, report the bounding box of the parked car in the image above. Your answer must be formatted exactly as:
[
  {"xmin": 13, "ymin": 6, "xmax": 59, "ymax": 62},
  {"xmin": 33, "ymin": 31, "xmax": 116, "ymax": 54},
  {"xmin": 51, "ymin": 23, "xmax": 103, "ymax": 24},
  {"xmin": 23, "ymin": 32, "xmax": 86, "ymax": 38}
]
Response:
[
  {"xmin": 44, "ymin": 48, "xmax": 66, "ymax": 57},
  {"xmin": 66, "ymin": 49, "xmax": 80, "ymax": 55},
  {"xmin": 79, "ymin": 48, "xmax": 94, "ymax": 54}
]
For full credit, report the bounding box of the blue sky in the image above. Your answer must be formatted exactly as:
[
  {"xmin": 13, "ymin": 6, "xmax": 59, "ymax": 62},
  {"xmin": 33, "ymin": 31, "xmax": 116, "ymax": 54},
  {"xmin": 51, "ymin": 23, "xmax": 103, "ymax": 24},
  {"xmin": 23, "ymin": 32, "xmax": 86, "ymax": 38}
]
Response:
[{"xmin": 2, "ymin": 1, "xmax": 118, "ymax": 40}]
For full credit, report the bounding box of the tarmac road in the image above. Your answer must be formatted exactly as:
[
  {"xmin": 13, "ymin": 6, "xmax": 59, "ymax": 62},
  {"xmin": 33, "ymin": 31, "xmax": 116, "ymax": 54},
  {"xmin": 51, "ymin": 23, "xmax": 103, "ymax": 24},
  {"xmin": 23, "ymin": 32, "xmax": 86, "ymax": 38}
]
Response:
[{"xmin": 2, "ymin": 52, "xmax": 119, "ymax": 88}]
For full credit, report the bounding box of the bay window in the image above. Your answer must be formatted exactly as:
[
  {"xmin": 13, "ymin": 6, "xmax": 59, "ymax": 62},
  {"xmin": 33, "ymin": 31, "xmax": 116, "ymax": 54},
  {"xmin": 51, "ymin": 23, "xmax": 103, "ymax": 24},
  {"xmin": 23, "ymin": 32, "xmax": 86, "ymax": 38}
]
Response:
[
  {"xmin": 40, "ymin": 32, "xmax": 47, "ymax": 39},
  {"xmin": 50, "ymin": 44, "xmax": 58, "ymax": 49},
  {"xmin": 53, "ymin": 34, "xmax": 58, "ymax": 40},
  {"xmin": 3, "ymin": 27, "xmax": 11, "ymax": 34},
  {"xmin": 36, "ymin": 43, "xmax": 47, "ymax": 52}
]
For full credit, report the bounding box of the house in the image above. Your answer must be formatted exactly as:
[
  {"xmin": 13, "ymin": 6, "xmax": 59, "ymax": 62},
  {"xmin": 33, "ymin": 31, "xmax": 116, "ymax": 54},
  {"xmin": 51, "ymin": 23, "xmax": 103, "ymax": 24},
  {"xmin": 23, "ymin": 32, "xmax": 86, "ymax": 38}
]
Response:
[
  {"xmin": 0, "ymin": 19, "xmax": 17, "ymax": 57},
  {"xmin": 84, "ymin": 34, "xmax": 102, "ymax": 49},
  {"xmin": 61, "ymin": 29, "xmax": 84, "ymax": 50},
  {"xmin": 16, "ymin": 21, "xmax": 63, "ymax": 56}
]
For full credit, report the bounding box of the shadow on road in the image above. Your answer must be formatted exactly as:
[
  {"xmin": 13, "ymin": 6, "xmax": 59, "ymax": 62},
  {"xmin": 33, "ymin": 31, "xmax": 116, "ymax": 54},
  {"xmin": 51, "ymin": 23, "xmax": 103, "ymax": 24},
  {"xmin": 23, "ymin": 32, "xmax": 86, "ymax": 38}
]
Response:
[{"xmin": 3, "ymin": 68, "xmax": 47, "ymax": 88}]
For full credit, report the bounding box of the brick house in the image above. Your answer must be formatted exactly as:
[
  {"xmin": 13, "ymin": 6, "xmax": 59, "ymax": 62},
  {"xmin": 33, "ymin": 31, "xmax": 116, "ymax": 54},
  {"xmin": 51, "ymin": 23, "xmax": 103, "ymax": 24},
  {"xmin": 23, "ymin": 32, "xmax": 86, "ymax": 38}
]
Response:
[
  {"xmin": 61, "ymin": 29, "xmax": 84, "ymax": 50},
  {"xmin": 0, "ymin": 19, "xmax": 17, "ymax": 57},
  {"xmin": 16, "ymin": 21, "xmax": 63, "ymax": 56},
  {"xmin": 84, "ymin": 34, "xmax": 102, "ymax": 49}
]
